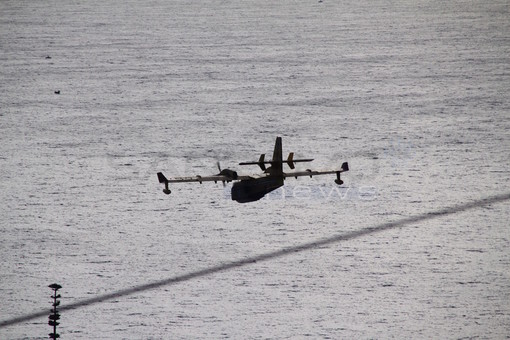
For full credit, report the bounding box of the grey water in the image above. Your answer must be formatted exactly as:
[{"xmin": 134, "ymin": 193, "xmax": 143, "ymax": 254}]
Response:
[{"xmin": 1, "ymin": 0, "xmax": 509, "ymax": 338}]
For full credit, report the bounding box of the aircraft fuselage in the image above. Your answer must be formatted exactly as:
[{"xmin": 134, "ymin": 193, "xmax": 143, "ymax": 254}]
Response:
[{"xmin": 231, "ymin": 177, "xmax": 284, "ymax": 203}]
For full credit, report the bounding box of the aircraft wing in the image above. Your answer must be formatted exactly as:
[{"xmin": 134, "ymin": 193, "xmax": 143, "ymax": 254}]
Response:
[
  {"xmin": 283, "ymin": 162, "xmax": 349, "ymax": 180},
  {"xmin": 166, "ymin": 175, "xmax": 232, "ymax": 183},
  {"xmin": 158, "ymin": 173, "xmax": 254, "ymax": 184}
]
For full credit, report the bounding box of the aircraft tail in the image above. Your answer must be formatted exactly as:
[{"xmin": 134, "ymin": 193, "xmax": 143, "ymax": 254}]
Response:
[
  {"xmin": 239, "ymin": 137, "xmax": 311, "ymax": 173},
  {"xmin": 271, "ymin": 136, "xmax": 283, "ymax": 175}
]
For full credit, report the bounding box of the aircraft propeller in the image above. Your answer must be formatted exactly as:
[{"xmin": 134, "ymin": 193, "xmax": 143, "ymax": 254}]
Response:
[{"xmin": 216, "ymin": 161, "xmax": 226, "ymax": 187}]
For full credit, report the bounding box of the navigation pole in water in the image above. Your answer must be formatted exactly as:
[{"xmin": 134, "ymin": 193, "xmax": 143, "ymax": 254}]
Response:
[{"xmin": 48, "ymin": 283, "xmax": 62, "ymax": 339}]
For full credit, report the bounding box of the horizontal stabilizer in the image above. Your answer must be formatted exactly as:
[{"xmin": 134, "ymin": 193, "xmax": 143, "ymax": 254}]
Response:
[
  {"xmin": 286, "ymin": 152, "xmax": 314, "ymax": 169},
  {"xmin": 239, "ymin": 158, "xmax": 313, "ymax": 167},
  {"xmin": 258, "ymin": 153, "xmax": 266, "ymax": 171},
  {"xmin": 239, "ymin": 161, "xmax": 274, "ymax": 165},
  {"xmin": 287, "ymin": 152, "xmax": 294, "ymax": 169}
]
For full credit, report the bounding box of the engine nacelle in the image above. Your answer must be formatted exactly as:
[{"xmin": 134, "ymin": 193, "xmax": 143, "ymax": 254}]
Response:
[{"xmin": 219, "ymin": 169, "xmax": 238, "ymax": 180}]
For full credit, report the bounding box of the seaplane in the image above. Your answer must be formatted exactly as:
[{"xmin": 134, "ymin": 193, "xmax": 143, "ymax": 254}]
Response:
[{"xmin": 157, "ymin": 137, "xmax": 349, "ymax": 203}]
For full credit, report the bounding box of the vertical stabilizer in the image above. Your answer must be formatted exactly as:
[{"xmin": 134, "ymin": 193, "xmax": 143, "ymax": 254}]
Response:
[{"xmin": 269, "ymin": 136, "xmax": 283, "ymax": 175}]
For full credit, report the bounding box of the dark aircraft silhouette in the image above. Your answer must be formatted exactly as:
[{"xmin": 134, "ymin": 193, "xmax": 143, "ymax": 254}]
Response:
[{"xmin": 157, "ymin": 137, "xmax": 349, "ymax": 203}]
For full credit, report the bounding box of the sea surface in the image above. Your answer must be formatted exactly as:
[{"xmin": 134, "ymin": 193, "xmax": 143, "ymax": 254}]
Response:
[{"xmin": 1, "ymin": 0, "xmax": 509, "ymax": 338}]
